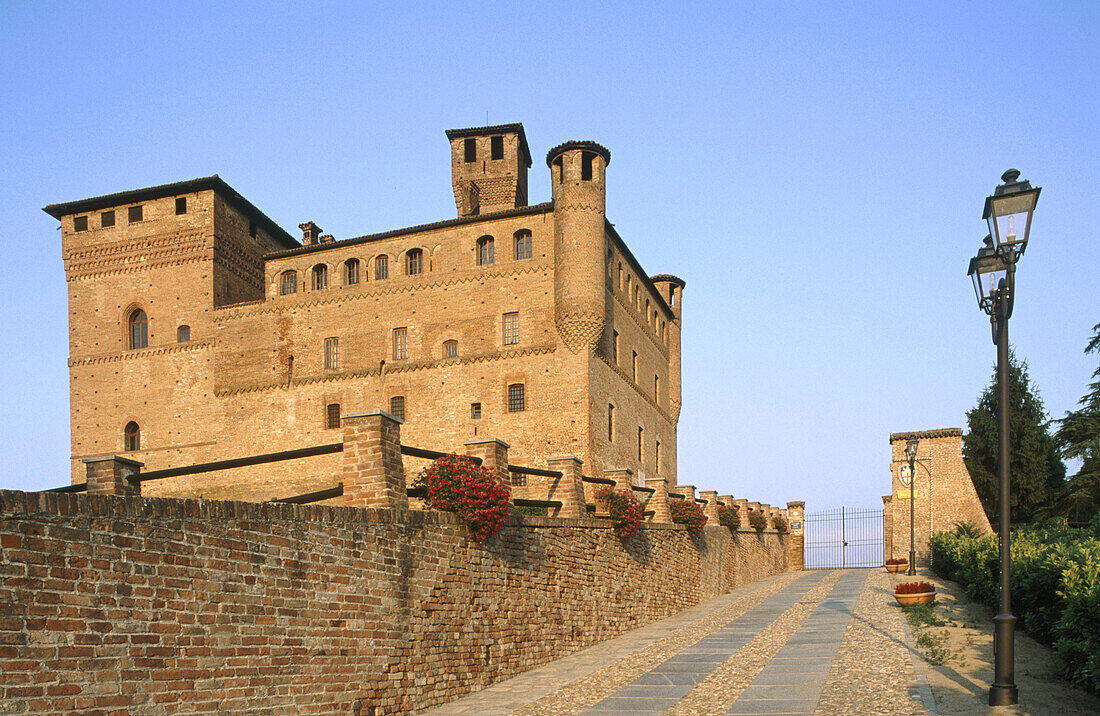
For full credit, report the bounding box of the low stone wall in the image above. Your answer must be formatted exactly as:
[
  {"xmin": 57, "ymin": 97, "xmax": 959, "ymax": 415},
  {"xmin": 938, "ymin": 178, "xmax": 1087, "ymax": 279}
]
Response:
[{"xmin": 0, "ymin": 490, "xmax": 789, "ymax": 714}]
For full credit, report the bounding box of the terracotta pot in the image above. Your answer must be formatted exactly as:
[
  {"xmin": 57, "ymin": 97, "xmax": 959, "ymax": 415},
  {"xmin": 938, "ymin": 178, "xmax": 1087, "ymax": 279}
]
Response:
[
  {"xmin": 885, "ymin": 562, "xmax": 908, "ymax": 573},
  {"xmin": 894, "ymin": 591, "xmax": 935, "ymax": 607}
]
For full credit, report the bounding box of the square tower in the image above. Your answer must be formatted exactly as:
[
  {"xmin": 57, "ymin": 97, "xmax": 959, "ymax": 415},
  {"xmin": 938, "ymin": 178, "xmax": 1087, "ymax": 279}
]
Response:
[{"xmin": 446, "ymin": 124, "xmax": 532, "ymax": 217}]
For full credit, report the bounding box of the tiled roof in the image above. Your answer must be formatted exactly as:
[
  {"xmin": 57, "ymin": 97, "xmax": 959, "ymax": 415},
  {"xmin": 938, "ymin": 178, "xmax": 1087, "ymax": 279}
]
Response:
[
  {"xmin": 650, "ymin": 274, "xmax": 686, "ymax": 289},
  {"xmin": 889, "ymin": 428, "xmax": 964, "ymax": 442},
  {"xmin": 546, "ymin": 140, "xmax": 611, "ymax": 167}
]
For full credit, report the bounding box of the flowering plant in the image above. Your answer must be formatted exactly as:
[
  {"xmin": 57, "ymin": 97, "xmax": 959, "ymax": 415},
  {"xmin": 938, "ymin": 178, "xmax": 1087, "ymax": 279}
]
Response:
[
  {"xmin": 415, "ymin": 454, "xmax": 511, "ymax": 541},
  {"xmin": 747, "ymin": 510, "xmax": 767, "ymax": 532},
  {"xmin": 596, "ymin": 488, "xmax": 644, "ymax": 540},
  {"xmin": 773, "ymin": 515, "xmax": 789, "ymax": 535},
  {"xmin": 718, "ymin": 505, "xmax": 740, "ymax": 530},
  {"xmin": 885, "ymin": 557, "xmax": 909, "ymax": 565},
  {"xmin": 895, "ymin": 581, "xmax": 935, "ymax": 595},
  {"xmin": 670, "ymin": 499, "xmax": 707, "ymax": 536}
]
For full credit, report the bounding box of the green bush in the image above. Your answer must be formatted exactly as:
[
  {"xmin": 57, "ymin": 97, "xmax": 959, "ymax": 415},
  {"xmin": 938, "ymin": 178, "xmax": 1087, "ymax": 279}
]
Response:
[{"xmin": 930, "ymin": 526, "xmax": 1100, "ymax": 693}]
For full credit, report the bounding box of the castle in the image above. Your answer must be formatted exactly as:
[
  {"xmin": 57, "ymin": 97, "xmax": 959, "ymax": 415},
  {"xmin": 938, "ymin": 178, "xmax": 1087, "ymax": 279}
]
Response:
[{"xmin": 45, "ymin": 123, "xmax": 685, "ymax": 500}]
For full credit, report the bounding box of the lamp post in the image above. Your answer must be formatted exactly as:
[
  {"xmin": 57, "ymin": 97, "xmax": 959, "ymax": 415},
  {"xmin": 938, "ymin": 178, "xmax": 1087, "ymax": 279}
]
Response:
[
  {"xmin": 905, "ymin": 437, "xmax": 919, "ymax": 576},
  {"xmin": 967, "ymin": 168, "xmax": 1041, "ymax": 707}
]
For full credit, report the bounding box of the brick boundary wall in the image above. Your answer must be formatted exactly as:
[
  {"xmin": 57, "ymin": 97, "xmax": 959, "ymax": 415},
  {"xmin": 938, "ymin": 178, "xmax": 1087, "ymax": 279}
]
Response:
[{"xmin": 0, "ymin": 489, "xmax": 790, "ymax": 714}]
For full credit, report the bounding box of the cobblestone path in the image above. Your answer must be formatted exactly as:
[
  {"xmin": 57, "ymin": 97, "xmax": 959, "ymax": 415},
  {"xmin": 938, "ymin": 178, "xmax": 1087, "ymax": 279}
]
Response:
[{"xmin": 419, "ymin": 569, "xmax": 934, "ymax": 715}]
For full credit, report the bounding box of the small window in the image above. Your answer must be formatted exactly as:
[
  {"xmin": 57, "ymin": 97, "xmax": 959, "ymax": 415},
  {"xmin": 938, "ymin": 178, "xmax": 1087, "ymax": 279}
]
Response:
[
  {"xmin": 508, "ymin": 384, "xmax": 525, "ymax": 412},
  {"xmin": 100, "ymin": 211, "xmax": 115, "ymax": 228},
  {"xmin": 638, "ymin": 426, "xmax": 644, "ymax": 461},
  {"xmin": 390, "ymin": 395, "xmax": 406, "ymax": 421},
  {"xmin": 73, "ymin": 216, "xmax": 88, "ymax": 232},
  {"xmin": 631, "ymin": 351, "xmax": 637, "ymax": 382},
  {"xmin": 476, "ymin": 236, "xmax": 495, "ymax": 266},
  {"xmin": 312, "ymin": 264, "xmax": 328, "ymax": 290},
  {"xmin": 128, "ymin": 205, "xmax": 143, "ymax": 223},
  {"xmin": 581, "ymin": 151, "xmax": 595, "ymax": 181},
  {"xmin": 326, "ymin": 403, "xmax": 341, "ymax": 429},
  {"xmin": 503, "ymin": 312, "xmax": 519, "ymax": 345},
  {"xmin": 124, "ymin": 422, "xmax": 140, "ymax": 452},
  {"xmin": 656, "ymin": 440, "xmax": 662, "ymax": 474},
  {"xmin": 344, "ymin": 258, "xmax": 360, "ymax": 285},
  {"xmin": 128, "ymin": 309, "xmax": 148, "ymax": 349},
  {"xmin": 612, "ymin": 331, "xmax": 619, "ymax": 364},
  {"xmin": 617, "ymin": 263, "xmax": 623, "ymax": 290},
  {"xmin": 552, "ymin": 155, "xmax": 563, "ymax": 183},
  {"xmin": 375, "ymin": 255, "xmax": 389, "ymax": 280},
  {"xmin": 608, "ymin": 404, "xmax": 615, "ymax": 442},
  {"xmin": 248, "ymin": 221, "xmax": 257, "ymax": 238},
  {"xmin": 646, "ymin": 299, "xmax": 651, "ymax": 322},
  {"xmin": 471, "ymin": 402, "xmax": 482, "ymax": 419},
  {"xmin": 464, "ymin": 137, "xmax": 477, "ymax": 162},
  {"xmin": 633, "ymin": 285, "xmax": 640, "ymax": 309},
  {"xmin": 514, "ymin": 230, "xmax": 532, "ymax": 260},
  {"xmin": 279, "ymin": 270, "xmax": 298, "ymax": 295},
  {"xmin": 654, "ymin": 375, "xmax": 660, "ymax": 402},
  {"xmin": 177, "ymin": 325, "xmax": 190, "ymax": 343},
  {"xmin": 406, "ymin": 249, "xmax": 423, "ymax": 275},
  {"xmin": 324, "ymin": 337, "xmax": 339, "ymax": 370},
  {"xmin": 393, "ymin": 327, "xmax": 407, "ymax": 360},
  {"xmin": 175, "ymin": 197, "xmax": 187, "ymax": 215},
  {"xmin": 491, "ymin": 135, "xmax": 504, "ymax": 160},
  {"xmin": 443, "ymin": 340, "xmax": 458, "ymax": 358}
]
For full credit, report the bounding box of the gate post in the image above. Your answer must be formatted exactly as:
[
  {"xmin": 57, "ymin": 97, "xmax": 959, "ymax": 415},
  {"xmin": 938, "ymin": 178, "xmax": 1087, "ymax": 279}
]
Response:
[{"xmin": 787, "ymin": 501, "xmax": 805, "ymax": 570}]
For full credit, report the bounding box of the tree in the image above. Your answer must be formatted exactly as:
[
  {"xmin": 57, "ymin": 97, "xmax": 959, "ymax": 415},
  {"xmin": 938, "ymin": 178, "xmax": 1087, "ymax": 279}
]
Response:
[
  {"xmin": 963, "ymin": 351, "xmax": 1065, "ymax": 524},
  {"xmin": 1054, "ymin": 323, "xmax": 1100, "ymax": 522}
]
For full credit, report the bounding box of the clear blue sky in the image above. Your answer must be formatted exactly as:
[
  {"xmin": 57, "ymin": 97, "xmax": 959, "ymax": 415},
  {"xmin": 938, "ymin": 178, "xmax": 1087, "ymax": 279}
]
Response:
[{"xmin": 2, "ymin": 2, "xmax": 1097, "ymax": 512}]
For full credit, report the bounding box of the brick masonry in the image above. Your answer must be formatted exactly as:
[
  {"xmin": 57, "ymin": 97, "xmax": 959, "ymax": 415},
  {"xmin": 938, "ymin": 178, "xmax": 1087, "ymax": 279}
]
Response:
[
  {"xmin": 0, "ymin": 490, "xmax": 791, "ymax": 714},
  {"xmin": 883, "ymin": 428, "xmax": 992, "ymax": 565}
]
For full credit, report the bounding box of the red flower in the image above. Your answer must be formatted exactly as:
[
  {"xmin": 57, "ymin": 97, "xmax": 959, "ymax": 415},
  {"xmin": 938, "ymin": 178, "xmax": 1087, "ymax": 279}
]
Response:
[{"xmin": 414, "ymin": 455, "xmax": 511, "ymax": 540}]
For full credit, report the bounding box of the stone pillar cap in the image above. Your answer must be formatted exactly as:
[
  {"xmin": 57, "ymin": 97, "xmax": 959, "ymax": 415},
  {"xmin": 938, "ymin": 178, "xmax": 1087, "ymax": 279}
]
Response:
[
  {"xmin": 82, "ymin": 455, "xmax": 144, "ymax": 467},
  {"xmin": 547, "ymin": 455, "xmax": 583, "ymax": 464},
  {"xmin": 464, "ymin": 438, "xmax": 511, "ymax": 448},
  {"xmin": 342, "ymin": 410, "xmax": 404, "ymax": 425}
]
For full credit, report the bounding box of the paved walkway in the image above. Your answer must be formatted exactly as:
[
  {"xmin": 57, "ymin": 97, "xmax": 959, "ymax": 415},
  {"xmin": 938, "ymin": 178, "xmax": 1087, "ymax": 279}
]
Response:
[{"xmin": 419, "ymin": 569, "xmax": 935, "ymax": 715}]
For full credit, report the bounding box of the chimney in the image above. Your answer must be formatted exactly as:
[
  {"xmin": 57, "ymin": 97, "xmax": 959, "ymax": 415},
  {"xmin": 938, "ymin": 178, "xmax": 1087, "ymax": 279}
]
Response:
[
  {"xmin": 319, "ymin": 234, "xmax": 335, "ymax": 245},
  {"xmin": 299, "ymin": 221, "xmax": 322, "ymax": 246}
]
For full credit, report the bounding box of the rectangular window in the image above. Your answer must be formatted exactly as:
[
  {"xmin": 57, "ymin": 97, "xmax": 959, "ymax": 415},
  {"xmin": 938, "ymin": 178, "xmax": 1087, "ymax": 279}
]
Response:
[
  {"xmin": 248, "ymin": 221, "xmax": 257, "ymax": 238},
  {"xmin": 326, "ymin": 403, "xmax": 341, "ymax": 429},
  {"xmin": 100, "ymin": 211, "xmax": 115, "ymax": 228},
  {"xmin": 345, "ymin": 260, "xmax": 359, "ymax": 285},
  {"xmin": 612, "ymin": 331, "xmax": 619, "ymax": 364},
  {"xmin": 608, "ymin": 404, "xmax": 615, "ymax": 442},
  {"xmin": 491, "ymin": 135, "xmax": 504, "ymax": 160},
  {"xmin": 656, "ymin": 440, "xmax": 661, "ymax": 474},
  {"xmin": 654, "ymin": 375, "xmax": 660, "ymax": 403},
  {"xmin": 508, "ymin": 384, "xmax": 525, "ymax": 412},
  {"xmin": 471, "ymin": 402, "xmax": 482, "ymax": 419},
  {"xmin": 128, "ymin": 205, "xmax": 143, "ymax": 223},
  {"xmin": 477, "ymin": 238, "xmax": 495, "ymax": 266},
  {"xmin": 444, "ymin": 340, "xmax": 458, "ymax": 358},
  {"xmin": 280, "ymin": 271, "xmax": 297, "ymax": 295},
  {"xmin": 638, "ymin": 426, "xmax": 644, "ymax": 461},
  {"xmin": 393, "ymin": 327, "xmax": 407, "ymax": 360},
  {"xmin": 376, "ymin": 255, "xmax": 389, "ymax": 280},
  {"xmin": 175, "ymin": 197, "xmax": 187, "ymax": 215},
  {"xmin": 503, "ymin": 312, "xmax": 519, "ymax": 345},
  {"xmin": 514, "ymin": 232, "xmax": 532, "ymax": 260},
  {"xmin": 464, "ymin": 137, "xmax": 477, "ymax": 162},
  {"xmin": 632, "ymin": 351, "xmax": 637, "ymax": 381},
  {"xmin": 324, "ymin": 337, "xmax": 339, "ymax": 370},
  {"xmin": 73, "ymin": 216, "xmax": 88, "ymax": 232},
  {"xmin": 390, "ymin": 395, "xmax": 406, "ymax": 421}
]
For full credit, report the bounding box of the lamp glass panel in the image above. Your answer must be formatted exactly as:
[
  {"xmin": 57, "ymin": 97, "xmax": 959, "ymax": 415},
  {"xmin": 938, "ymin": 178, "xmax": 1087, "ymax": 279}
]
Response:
[
  {"xmin": 987, "ymin": 192, "xmax": 1036, "ymax": 250},
  {"xmin": 977, "ymin": 266, "xmax": 1008, "ymax": 301}
]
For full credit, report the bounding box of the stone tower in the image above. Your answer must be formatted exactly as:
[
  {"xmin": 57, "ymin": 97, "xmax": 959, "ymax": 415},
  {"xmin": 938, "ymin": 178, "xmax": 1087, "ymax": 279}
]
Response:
[
  {"xmin": 547, "ymin": 140, "xmax": 611, "ymax": 352},
  {"xmin": 651, "ymin": 275, "xmax": 685, "ymax": 421},
  {"xmin": 445, "ymin": 123, "xmax": 532, "ymax": 217}
]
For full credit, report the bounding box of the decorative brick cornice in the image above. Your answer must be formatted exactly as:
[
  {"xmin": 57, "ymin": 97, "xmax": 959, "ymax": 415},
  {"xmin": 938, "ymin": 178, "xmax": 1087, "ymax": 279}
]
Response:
[
  {"xmin": 213, "ymin": 344, "xmax": 557, "ymax": 397},
  {"xmin": 68, "ymin": 339, "xmax": 213, "ymax": 367},
  {"xmin": 610, "ymin": 290, "xmax": 670, "ymax": 358},
  {"xmin": 889, "ymin": 428, "xmax": 963, "ymax": 443},
  {"xmin": 595, "ymin": 353, "xmax": 675, "ymax": 427}
]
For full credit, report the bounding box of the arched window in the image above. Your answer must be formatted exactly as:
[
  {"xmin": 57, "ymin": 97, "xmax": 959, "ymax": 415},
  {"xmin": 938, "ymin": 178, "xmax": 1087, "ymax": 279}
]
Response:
[
  {"xmin": 514, "ymin": 230, "xmax": 532, "ymax": 260},
  {"xmin": 375, "ymin": 255, "xmax": 389, "ymax": 280},
  {"xmin": 476, "ymin": 236, "xmax": 494, "ymax": 266},
  {"xmin": 279, "ymin": 270, "xmax": 298, "ymax": 295},
  {"xmin": 177, "ymin": 325, "xmax": 190, "ymax": 343},
  {"xmin": 124, "ymin": 422, "xmax": 140, "ymax": 451},
  {"xmin": 128, "ymin": 309, "xmax": 148, "ymax": 349},
  {"xmin": 344, "ymin": 258, "xmax": 360, "ymax": 285},
  {"xmin": 312, "ymin": 264, "xmax": 328, "ymax": 290},
  {"xmin": 406, "ymin": 249, "xmax": 423, "ymax": 275},
  {"xmin": 443, "ymin": 340, "xmax": 458, "ymax": 358},
  {"xmin": 581, "ymin": 151, "xmax": 595, "ymax": 181}
]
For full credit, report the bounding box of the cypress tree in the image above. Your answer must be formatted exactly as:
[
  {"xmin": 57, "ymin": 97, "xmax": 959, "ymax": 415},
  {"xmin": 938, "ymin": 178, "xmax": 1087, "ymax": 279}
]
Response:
[{"xmin": 1054, "ymin": 323, "xmax": 1100, "ymax": 522}]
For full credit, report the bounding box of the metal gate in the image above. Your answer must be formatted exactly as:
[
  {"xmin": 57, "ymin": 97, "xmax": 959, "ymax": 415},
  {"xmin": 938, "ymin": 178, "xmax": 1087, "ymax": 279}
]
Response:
[{"xmin": 804, "ymin": 507, "xmax": 884, "ymax": 569}]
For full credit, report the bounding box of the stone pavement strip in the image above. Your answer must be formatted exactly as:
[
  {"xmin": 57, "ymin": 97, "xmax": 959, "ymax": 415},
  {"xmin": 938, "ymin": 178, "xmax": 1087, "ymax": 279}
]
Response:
[{"xmin": 417, "ymin": 569, "xmax": 936, "ymax": 715}]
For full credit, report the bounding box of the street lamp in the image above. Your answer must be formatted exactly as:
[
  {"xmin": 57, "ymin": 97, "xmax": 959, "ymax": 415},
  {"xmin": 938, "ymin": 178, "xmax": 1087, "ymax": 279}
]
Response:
[
  {"xmin": 905, "ymin": 437, "xmax": 919, "ymax": 576},
  {"xmin": 967, "ymin": 168, "xmax": 1041, "ymax": 707}
]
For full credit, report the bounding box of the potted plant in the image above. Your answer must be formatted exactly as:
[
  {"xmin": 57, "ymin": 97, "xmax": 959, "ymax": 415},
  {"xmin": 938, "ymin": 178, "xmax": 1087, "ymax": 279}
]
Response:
[
  {"xmin": 773, "ymin": 515, "xmax": 789, "ymax": 535},
  {"xmin": 415, "ymin": 454, "xmax": 511, "ymax": 541},
  {"xmin": 885, "ymin": 557, "xmax": 909, "ymax": 573},
  {"xmin": 747, "ymin": 510, "xmax": 767, "ymax": 533},
  {"xmin": 595, "ymin": 487, "xmax": 644, "ymax": 541},
  {"xmin": 670, "ymin": 499, "xmax": 707, "ymax": 536},
  {"xmin": 894, "ymin": 580, "xmax": 936, "ymax": 606},
  {"xmin": 718, "ymin": 505, "xmax": 740, "ymax": 531}
]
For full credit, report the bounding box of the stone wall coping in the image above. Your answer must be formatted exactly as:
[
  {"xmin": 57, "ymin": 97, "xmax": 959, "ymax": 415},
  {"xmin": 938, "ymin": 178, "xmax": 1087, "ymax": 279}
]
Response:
[
  {"xmin": 81, "ymin": 455, "xmax": 144, "ymax": 467},
  {"xmin": 546, "ymin": 455, "xmax": 582, "ymax": 464},
  {"xmin": 463, "ymin": 438, "xmax": 511, "ymax": 449},
  {"xmin": 603, "ymin": 467, "xmax": 634, "ymax": 475},
  {"xmin": 342, "ymin": 410, "xmax": 404, "ymax": 424}
]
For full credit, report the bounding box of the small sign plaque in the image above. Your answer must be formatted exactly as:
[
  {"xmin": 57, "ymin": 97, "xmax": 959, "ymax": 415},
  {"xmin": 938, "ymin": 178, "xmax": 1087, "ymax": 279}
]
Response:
[
  {"xmin": 898, "ymin": 489, "xmax": 917, "ymax": 499},
  {"xmin": 790, "ymin": 521, "xmax": 802, "ymax": 530}
]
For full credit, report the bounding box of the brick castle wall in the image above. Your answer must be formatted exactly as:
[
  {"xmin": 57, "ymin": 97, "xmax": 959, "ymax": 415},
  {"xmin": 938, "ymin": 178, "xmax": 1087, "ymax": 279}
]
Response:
[{"xmin": 0, "ymin": 490, "xmax": 789, "ymax": 714}]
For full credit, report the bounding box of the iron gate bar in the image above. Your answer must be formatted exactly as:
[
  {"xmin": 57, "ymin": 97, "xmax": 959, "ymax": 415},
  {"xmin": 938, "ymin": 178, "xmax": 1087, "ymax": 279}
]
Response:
[{"xmin": 803, "ymin": 506, "xmax": 885, "ymax": 569}]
